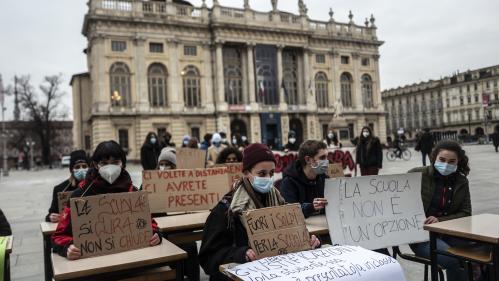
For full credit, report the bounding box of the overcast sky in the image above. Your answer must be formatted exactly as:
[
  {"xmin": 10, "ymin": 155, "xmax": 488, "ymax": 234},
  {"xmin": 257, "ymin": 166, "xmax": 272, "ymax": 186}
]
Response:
[{"xmin": 1, "ymin": 0, "xmax": 498, "ymax": 120}]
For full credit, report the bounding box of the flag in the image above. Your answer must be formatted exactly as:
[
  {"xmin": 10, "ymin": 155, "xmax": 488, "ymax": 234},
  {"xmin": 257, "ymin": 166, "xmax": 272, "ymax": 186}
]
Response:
[
  {"xmin": 281, "ymin": 80, "xmax": 289, "ymax": 102},
  {"xmin": 258, "ymin": 80, "xmax": 265, "ymax": 97},
  {"xmin": 0, "ymin": 74, "xmax": 4, "ymax": 106}
]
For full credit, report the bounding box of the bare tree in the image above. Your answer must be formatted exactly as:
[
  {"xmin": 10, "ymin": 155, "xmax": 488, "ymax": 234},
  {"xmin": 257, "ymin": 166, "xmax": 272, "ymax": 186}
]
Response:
[{"xmin": 16, "ymin": 75, "xmax": 67, "ymax": 167}]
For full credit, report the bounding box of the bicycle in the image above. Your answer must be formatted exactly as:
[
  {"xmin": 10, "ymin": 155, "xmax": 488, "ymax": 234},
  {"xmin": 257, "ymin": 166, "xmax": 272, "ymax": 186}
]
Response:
[{"xmin": 386, "ymin": 146, "xmax": 411, "ymax": 161}]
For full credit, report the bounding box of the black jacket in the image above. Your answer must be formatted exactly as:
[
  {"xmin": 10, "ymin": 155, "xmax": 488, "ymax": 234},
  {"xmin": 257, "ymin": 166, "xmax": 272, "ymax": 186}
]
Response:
[
  {"xmin": 491, "ymin": 132, "xmax": 499, "ymax": 146},
  {"xmin": 45, "ymin": 179, "xmax": 78, "ymax": 222},
  {"xmin": 140, "ymin": 143, "xmax": 161, "ymax": 170},
  {"xmin": 0, "ymin": 208, "xmax": 12, "ymax": 236},
  {"xmin": 279, "ymin": 161, "xmax": 328, "ymax": 218},
  {"xmin": 356, "ymin": 137, "xmax": 383, "ymax": 169},
  {"xmin": 418, "ymin": 132, "xmax": 435, "ymax": 153},
  {"xmin": 199, "ymin": 193, "xmax": 251, "ymax": 281},
  {"xmin": 283, "ymin": 142, "xmax": 299, "ymax": 152}
]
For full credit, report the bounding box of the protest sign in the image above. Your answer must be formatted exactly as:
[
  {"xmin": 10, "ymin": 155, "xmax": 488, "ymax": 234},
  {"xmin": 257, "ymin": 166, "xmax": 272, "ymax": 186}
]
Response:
[
  {"xmin": 327, "ymin": 163, "xmax": 345, "ymax": 178},
  {"xmin": 325, "ymin": 173, "xmax": 427, "ymax": 250},
  {"xmin": 242, "ymin": 204, "xmax": 311, "ymax": 259},
  {"xmin": 274, "ymin": 149, "xmax": 356, "ymax": 176},
  {"xmin": 225, "ymin": 246, "xmax": 406, "ymax": 281},
  {"xmin": 70, "ymin": 191, "xmax": 152, "ymax": 259},
  {"xmin": 216, "ymin": 163, "xmax": 243, "ymax": 189},
  {"xmin": 176, "ymin": 148, "xmax": 206, "ymax": 169},
  {"xmin": 57, "ymin": 191, "xmax": 72, "ymax": 214},
  {"xmin": 142, "ymin": 167, "xmax": 230, "ymax": 213}
]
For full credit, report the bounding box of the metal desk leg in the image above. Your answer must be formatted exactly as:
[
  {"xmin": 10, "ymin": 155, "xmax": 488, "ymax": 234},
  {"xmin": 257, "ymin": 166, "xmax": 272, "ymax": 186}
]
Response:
[
  {"xmin": 43, "ymin": 234, "xmax": 53, "ymax": 281},
  {"xmin": 176, "ymin": 260, "xmax": 184, "ymax": 281},
  {"xmin": 430, "ymin": 232, "xmax": 438, "ymax": 281},
  {"xmin": 5, "ymin": 252, "xmax": 10, "ymax": 281}
]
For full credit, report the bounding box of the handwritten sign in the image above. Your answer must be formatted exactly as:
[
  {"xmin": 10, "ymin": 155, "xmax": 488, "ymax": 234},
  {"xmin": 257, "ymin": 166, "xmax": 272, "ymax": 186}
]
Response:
[
  {"xmin": 176, "ymin": 148, "xmax": 206, "ymax": 169},
  {"xmin": 70, "ymin": 191, "xmax": 152, "ymax": 259},
  {"xmin": 327, "ymin": 163, "xmax": 345, "ymax": 178},
  {"xmin": 57, "ymin": 191, "xmax": 72, "ymax": 214},
  {"xmin": 242, "ymin": 204, "xmax": 311, "ymax": 259},
  {"xmin": 225, "ymin": 246, "xmax": 406, "ymax": 281},
  {"xmin": 216, "ymin": 163, "xmax": 244, "ymax": 189},
  {"xmin": 325, "ymin": 173, "xmax": 427, "ymax": 250},
  {"xmin": 142, "ymin": 167, "xmax": 230, "ymax": 213},
  {"xmin": 274, "ymin": 149, "xmax": 356, "ymax": 176}
]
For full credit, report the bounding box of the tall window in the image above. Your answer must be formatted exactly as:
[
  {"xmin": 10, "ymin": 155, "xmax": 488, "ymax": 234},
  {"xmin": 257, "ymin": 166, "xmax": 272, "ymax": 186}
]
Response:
[
  {"xmin": 148, "ymin": 63, "xmax": 168, "ymax": 107},
  {"xmin": 255, "ymin": 45, "xmax": 278, "ymax": 105},
  {"xmin": 183, "ymin": 65, "xmax": 201, "ymax": 107},
  {"xmin": 340, "ymin": 73, "xmax": 353, "ymax": 107},
  {"xmin": 111, "ymin": 41, "xmax": 126, "ymax": 52},
  {"xmin": 118, "ymin": 129, "xmax": 129, "ymax": 153},
  {"xmin": 315, "ymin": 72, "xmax": 329, "ymax": 108},
  {"xmin": 283, "ymin": 51, "xmax": 298, "ymax": 105},
  {"xmin": 223, "ymin": 47, "xmax": 243, "ymax": 105},
  {"xmin": 361, "ymin": 74, "xmax": 374, "ymax": 108},
  {"xmin": 110, "ymin": 62, "xmax": 131, "ymax": 107}
]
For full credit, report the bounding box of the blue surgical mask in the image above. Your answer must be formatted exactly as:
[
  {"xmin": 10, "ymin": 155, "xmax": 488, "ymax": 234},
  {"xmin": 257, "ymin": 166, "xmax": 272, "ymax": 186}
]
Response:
[
  {"xmin": 434, "ymin": 161, "xmax": 458, "ymax": 176},
  {"xmin": 311, "ymin": 159, "xmax": 329, "ymax": 175},
  {"xmin": 73, "ymin": 168, "xmax": 88, "ymax": 181},
  {"xmin": 252, "ymin": 176, "xmax": 274, "ymax": 194},
  {"xmin": 150, "ymin": 138, "xmax": 157, "ymax": 144}
]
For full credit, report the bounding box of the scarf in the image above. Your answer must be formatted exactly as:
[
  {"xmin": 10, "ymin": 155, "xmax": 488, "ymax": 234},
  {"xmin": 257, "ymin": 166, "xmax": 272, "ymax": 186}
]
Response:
[{"xmin": 229, "ymin": 177, "xmax": 285, "ymax": 217}]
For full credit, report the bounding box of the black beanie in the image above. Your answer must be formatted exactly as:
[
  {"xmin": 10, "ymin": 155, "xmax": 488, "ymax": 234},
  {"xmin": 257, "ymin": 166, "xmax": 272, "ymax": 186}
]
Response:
[{"xmin": 69, "ymin": 150, "xmax": 88, "ymax": 171}]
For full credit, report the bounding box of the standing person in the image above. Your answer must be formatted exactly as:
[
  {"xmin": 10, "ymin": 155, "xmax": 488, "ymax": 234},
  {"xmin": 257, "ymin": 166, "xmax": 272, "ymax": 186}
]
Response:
[
  {"xmin": 491, "ymin": 129, "xmax": 499, "ymax": 153},
  {"xmin": 416, "ymin": 128, "xmax": 435, "ymax": 165},
  {"xmin": 200, "ymin": 133, "xmax": 213, "ymax": 150},
  {"xmin": 283, "ymin": 130, "xmax": 299, "ymax": 152},
  {"xmin": 161, "ymin": 131, "xmax": 175, "ymax": 148},
  {"xmin": 215, "ymin": 147, "xmax": 243, "ymax": 164},
  {"xmin": 0, "ymin": 208, "xmax": 12, "ymax": 236},
  {"xmin": 219, "ymin": 132, "xmax": 230, "ymax": 147},
  {"xmin": 181, "ymin": 135, "xmax": 191, "ymax": 148},
  {"xmin": 52, "ymin": 141, "xmax": 161, "ymax": 260},
  {"xmin": 240, "ymin": 136, "xmax": 250, "ymax": 150},
  {"xmin": 409, "ymin": 140, "xmax": 472, "ymax": 281},
  {"xmin": 324, "ymin": 130, "xmax": 342, "ymax": 149},
  {"xmin": 140, "ymin": 132, "xmax": 162, "ymax": 170},
  {"xmin": 280, "ymin": 140, "xmax": 329, "ymax": 218},
  {"xmin": 356, "ymin": 126, "xmax": 383, "ymax": 176},
  {"xmin": 45, "ymin": 150, "xmax": 90, "ymax": 223},
  {"xmin": 207, "ymin": 133, "xmax": 227, "ymax": 167},
  {"xmin": 199, "ymin": 144, "xmax": 321, "ymax": 280}
]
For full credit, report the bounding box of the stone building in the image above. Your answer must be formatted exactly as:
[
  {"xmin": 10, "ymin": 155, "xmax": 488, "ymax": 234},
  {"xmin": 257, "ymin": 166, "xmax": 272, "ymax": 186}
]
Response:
[
  {"xmin": 382, "ymin": 64, "xmax": 499, "ymax": 140},
  {"xmin": 72, "ymin": 0, "xmax": 386, "ymax": 160}
]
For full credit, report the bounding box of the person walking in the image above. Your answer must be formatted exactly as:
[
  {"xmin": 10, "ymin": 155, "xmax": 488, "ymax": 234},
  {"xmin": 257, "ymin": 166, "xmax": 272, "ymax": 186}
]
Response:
[
  {"xmin": 491, "ymin": 129, "xmax": 499, "ymax": 153},
  {"xmin": 355, "ymin": 126, "xmax": 383, "ymax": 176},
  {"xmin": 140, "ymin": 132, "xmax": 162, "ymax": 170},
  {"xmin": 416, "ymin": 128, "xmax": 435, "ymax": 166}
]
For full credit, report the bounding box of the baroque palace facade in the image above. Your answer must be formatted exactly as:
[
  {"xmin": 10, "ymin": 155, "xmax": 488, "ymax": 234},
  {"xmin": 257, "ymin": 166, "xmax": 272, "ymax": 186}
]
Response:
[
  {"xmin": 72, "ymin": 0, "xmax": 386, "ymax": 160},
  {"xmin": 382, "ymin": 64, "xmax": 499, "ymax": 139}
]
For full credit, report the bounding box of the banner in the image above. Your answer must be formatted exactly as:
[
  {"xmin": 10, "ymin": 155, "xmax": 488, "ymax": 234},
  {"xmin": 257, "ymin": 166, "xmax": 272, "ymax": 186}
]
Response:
[
  {"xmin": 274, "ymin": 149, "xmax": 356, "ymax": 176},
  {"xmin": 324, "ymin": 173, "xmax": 427, "ymax": 250},
  {"xmin": 70, "ymin": 191, "xmax": 152, "ymax": 259},
  {"xmin": 142, "ymin": 167, "xmax": 230, "ymax": 213},
  {"xmin": 225, "ymin": 246, "xmax": 406, "ymax": 281},
  {"xmin": 242, "ymin": 204, "xmax": 310, "ymax": 259}
]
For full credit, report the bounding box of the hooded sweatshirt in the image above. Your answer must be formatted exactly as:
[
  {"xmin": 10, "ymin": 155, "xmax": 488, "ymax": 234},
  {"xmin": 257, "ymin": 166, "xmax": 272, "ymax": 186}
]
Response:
[{"xmin": 279, "ymin": 161, "xmax": 328, "ymax": 218}]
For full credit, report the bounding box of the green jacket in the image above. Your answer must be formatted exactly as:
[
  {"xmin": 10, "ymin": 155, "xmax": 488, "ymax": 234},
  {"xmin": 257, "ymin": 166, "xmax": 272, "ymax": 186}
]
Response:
[{"xmin": 408, "ymin": 166, "xmax": 472, "ymax": 222}]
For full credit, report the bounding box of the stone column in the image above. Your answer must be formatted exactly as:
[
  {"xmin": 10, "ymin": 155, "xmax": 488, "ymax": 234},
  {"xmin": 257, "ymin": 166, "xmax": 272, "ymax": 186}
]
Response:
[
  {"xmin": 134, "ymin": 36, "xmax": 149, "ymax": 111},
  {"xmin": 250, "ymin": 114, "xmax": 261, "ymax": 143},
  {"xmin": 277, "ymin": 45, "xmax": 287, "ymax": 111},
  {"xmin": 280, "ymin": 114, "xmax": 290, "ymax": 147},
  {"xmin": 372, "ymin": 54, "xmax": 382, "ymax": 109},
  {"xmin": 167, "ymin": 39, "xmax": 183, "ymax": 112},
  {"xmin": 352, "ymin": 52, "xmax": 363, "ymax": 110},
  {"xmin": 203, "ymin": 42, "xmax": 215, "ymax": 111},
  {"xmin": 215, "ymin": 42, "xmax": 227, "ymax": 111},
  {"xmin": 247, "ymin": 43, "xmax": 258, "ymax": 109},
  {"xmin": 303, "ymin": 48, "xmax": 317, "ymax": 111}
]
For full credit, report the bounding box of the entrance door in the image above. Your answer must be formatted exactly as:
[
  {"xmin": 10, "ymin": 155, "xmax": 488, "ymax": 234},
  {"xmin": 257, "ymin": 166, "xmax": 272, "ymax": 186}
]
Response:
[
  {"xmin": 260, "ymin": 113, "xmax": 282, "ymax": 150},
  {"xmin": 265, "ymin": 124, "xmax": 278, "ymax": 150}
]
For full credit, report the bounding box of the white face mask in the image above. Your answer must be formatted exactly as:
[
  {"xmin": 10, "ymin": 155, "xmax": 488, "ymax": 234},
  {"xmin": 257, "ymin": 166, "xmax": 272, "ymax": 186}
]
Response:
[
  {"xmin": 328, "ymin": 133, "xmax": 334, "ymax": 139},
  {"xmin": 159, "ymin": 165, "xmax": 172, "ymax": 171},
  {"xmin": 150, "ymin": 138, "xmax": 157, "ymax": 144},
  {"xmin": 362, "ymin": 132, "xmax": 370, "ymax": 138},
  {"xmin": 98, "ymin": 164, "xmax": 122, "ymax": 184},
  {"xmin": 289, "ymin": 138, "xmax": 296, "ymax": 144},
  {"xmin": 232, "ymin": 138, "xmax": 238, "ymax": 145},
  {"xmin": 241, "ymin": 136, "xmax": 247, "ymax": 142}
]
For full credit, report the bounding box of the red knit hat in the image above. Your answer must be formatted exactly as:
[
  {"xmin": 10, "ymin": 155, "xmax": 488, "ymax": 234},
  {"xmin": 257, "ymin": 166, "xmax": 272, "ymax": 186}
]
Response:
[{"xmin": 242, "ymin": 143, "xmax": 276, "ymax": 172}]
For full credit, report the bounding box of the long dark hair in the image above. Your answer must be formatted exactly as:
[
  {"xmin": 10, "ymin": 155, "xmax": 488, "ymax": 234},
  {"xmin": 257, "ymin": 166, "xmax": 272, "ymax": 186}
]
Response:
[
  {"xmin": 216, "ymin": 147, "xmax": 243, "ymax": 164},
  {"xmin": 430, "ymin": 140, "xmax": 470, "ymax": 176},
  {"xmin": 359, "ymin": 126, "xmax": 376, "ymax": 151},
  {"xmin": 92, "ymin": 140, "xmax": 127, "ymax": 168},
  {"xmin": 143, "ymin": 132, "xmax": 159, "ymax": 147}
]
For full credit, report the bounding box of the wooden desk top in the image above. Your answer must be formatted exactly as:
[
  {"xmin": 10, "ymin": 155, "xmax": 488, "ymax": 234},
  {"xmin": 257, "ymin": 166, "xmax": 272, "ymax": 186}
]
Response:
[
  {"xmin": 40, "ymin": 222, "xmax": 58, "ymax": 235},
  {"xmin": 156, "ymin": 211, "xmax": 210, "ymax": 233},
  {"xmin": 424, "ymin": 214, "xmax": 499, "ymax": 244},
  {"xmin": 52, "ymin": 238, "xmax": 187, "ymax": 281},
  {"xmin": 305, "ymin": 215, "xmax": 329, "ymax": 236}
]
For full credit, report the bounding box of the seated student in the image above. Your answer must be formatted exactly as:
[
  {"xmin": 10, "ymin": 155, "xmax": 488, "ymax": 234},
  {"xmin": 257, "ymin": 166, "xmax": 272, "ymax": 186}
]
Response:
[
  {"xmin": 280, "ymin": 140, "xmax": 329, "ymax": 218},
  {"xmin": 45, "ymin": 150, "xmax": 89, "ymax": 223},
  {"xmin": 409, "ymin": 140, "xmax": 471, "ymax": 281},
  {"xmin": 157, "ymin": 147, "xmax": 177, "ymax": 170},
  {"xmin": 52, "ymin": 141, "xmax": 161, "ymax": 260},
  {"xmin": 0, "ymin": 208, "xmax": 12, "ymax": 236},
  {"xmin": 199, "ymin": 144, "xmax": 321, "ymax": 281},
  {"xmin": 215, "ymin": 147, "xmax": 243, "ymax": 164}
]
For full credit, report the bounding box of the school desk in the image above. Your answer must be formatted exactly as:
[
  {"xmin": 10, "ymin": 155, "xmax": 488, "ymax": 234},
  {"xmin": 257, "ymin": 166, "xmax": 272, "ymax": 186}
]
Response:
[{"xmin": 40, "ymin": 221, "xmax": 57, "ymax": 281}]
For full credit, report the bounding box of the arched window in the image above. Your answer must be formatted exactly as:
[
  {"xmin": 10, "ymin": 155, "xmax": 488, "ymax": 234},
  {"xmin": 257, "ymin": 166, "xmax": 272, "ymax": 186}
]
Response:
[
  {"xmin": 110, "ymin": 62, "xmax": 131, "ymax": 107},
  {"xmin": 223, "ymin": 48, "xmax": 243, "ymax": 105},
  {"xmin": 315, "ymin": 72, "xmax": 329, "ymax": 108},
  {"xmin": 182, "ymin": 65, "xmax": 201, "ymax": 107},
  {"xmin": 361, "ymin": 74, "xmax": 373, "ymax": 108},
  {"xmin": 148, "ymin": 63, "xmax": 168, "ymax": 107},
  {"xmin": 340, "ymin": 73, "xmax": 353, "ymax": 107}
]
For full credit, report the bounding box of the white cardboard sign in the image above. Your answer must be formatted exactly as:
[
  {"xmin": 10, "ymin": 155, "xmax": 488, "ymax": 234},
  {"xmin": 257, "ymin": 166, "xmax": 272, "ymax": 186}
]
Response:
[
  {"xmin": 324, "ymin": 173, "xmax": 427, "ymax": 250},
  {"xmin": 225, "ymin": 246, "xmax": 406, "ymax": 281}
]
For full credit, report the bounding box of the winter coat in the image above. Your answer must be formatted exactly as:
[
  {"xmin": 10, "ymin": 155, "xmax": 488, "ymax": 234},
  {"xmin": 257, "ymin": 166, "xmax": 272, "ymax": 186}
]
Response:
[
  {"xmin": 140, "ymin": 142, "xmax": 162, "ymax": 170},
  {"xmin": 51, "ymin": 169, "xmax": 160, "ymax": 257},
  {"xmin": 491, "ymin": 132, "xmax": 499, "ymax": 146},
  {"xmin": 280, "ymin": 161, "xmax": 328, "ymax": 218},
  {"xmin": 0, "ymin": 208, "xmax": 12, "ymax": 236},
  {"xmin": 356, "ymin": 137, "xmax": 383, "ymax": 169},
  {"xmin": 45, "ymin": 179, "xmax": 78, "ymax": 222},
  {"xmin": 417, "ymin": 132, "xmax": 435, "ymax": 153},
  {"xmin": 283, "ymin": 142, "xmax": 299, "ymax": 152},
  {"xmin": 408, "ymin": 166, "xmax": 471, "ymax": 222}
]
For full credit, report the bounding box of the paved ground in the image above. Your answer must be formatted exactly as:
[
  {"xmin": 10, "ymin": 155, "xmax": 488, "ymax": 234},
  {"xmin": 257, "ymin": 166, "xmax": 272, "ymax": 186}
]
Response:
[{"xmin": 1, "ymin": 144, "xmax": 498, "ymax": 281}]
